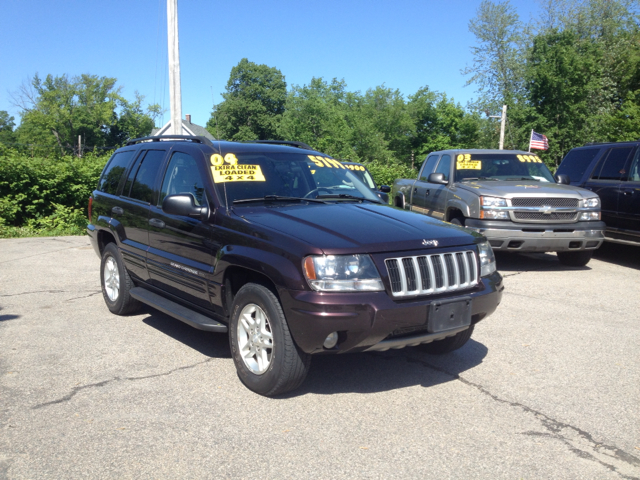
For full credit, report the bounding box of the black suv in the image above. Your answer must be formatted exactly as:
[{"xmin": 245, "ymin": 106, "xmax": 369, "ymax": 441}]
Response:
[
  {"xmin": 88, "ymin": 135, "xmax": 504, "ymax": 396},
  {"xmin": 556, "ymin": 141, "xmax": 640, "ymax": 245}
]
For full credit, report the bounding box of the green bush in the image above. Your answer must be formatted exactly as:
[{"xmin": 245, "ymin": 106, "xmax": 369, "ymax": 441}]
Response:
[
  {"xmin": 0, "ymin": 148, "xmax": 109, "ymax": 237},
  {"xmin": 364, "ymin": 161, "xmax": 417, "ymax": 188}
]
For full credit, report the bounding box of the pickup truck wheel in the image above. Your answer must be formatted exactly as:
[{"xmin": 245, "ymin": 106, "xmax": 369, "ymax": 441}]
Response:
[
  {"xmin": 419, "ymin": 326, "xmax": 474, "ymax": 354},
  {"xmin": 450, "ymin": 217, "xmax": 465, "ymax": 227},
  {"xmin": 557, "ymin": 250, "xmax": 593, "ymax": 267},
  {"xmin": 229, "ymin": 283, "xmax": 310, "ymax": 396},
  {"xmin": 100, "ymin": 243, "xmax": 140, "ymax": 315}
]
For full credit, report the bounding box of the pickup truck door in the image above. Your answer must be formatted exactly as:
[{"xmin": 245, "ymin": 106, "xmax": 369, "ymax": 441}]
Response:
[
  {"xmin": 410, "ymin": 154, "xmax": 440, "ymax": 213},
  {"xmin": 583, "ymin": 146, "xmax": 634, "ymax": 230},
  {"xmin": 422, "ymin": 154, "xmax": 452, "ymax": 220}
]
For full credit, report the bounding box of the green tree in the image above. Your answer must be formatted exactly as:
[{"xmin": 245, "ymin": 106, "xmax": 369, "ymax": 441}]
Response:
[
  {"xmin": 278, "ymin": 78, "xmax": 355, "ymax": 159},
  {"xmin": 207, "ymin": 58, "xmax": 287, "ymax": 141},
  {"xmin": 0, "ymin": 111, "xmax": 16, "ymax": 146}
]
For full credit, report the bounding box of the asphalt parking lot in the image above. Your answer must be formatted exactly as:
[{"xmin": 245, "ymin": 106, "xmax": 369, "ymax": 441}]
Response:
[{"xmin": 1, "ymin": 236, "xmax": 639, "ymax": 479}]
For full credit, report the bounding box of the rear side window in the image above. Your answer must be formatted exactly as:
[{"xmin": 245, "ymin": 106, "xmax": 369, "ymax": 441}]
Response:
[
  {"xmin": 127, "ymin": 150, "xmax": 166, "ymax": 203},
  {"xmin": 435, "ymin": 154, "xmax": 452, "ymax": 181},
  {"xmin": 628, "ymin": 149, "xmax": 640, "ymax": 182},
  {"xmin": 591, "ymin": 147, "xmax": 634, "ymax": 181},
  {"xmin": 557, "ymin": 147, "xmax": 600, "ymax": 182},
  {"xmin": 98, "ymin": 150, "xmax": 136, "ymax": 195},
  {"xmin": 419, "ymin": 155, "xmax": 440, "ymax": 180}
]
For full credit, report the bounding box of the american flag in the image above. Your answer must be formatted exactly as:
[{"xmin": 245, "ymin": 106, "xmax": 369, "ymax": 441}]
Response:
[{"xmin": 529, "ymin": 130, "xmax": 549, "ymax": 150}]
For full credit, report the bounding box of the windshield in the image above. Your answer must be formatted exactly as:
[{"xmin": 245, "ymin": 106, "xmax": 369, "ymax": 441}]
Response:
[
  {"xmin": 454, "ymin": 153, "xmax": 555, "ymax": 183},
  {"xmin": 344, "ymin": 164, "xmax": 377, "ymax": 190},
  {"xmin": 209, "ymin": 152, "xmax": 381, "ymax": 205}
]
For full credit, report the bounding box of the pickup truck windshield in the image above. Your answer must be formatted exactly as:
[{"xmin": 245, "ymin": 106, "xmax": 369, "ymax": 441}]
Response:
[
  {"xmin": 209, "ymin": 152, "xmax": 381, "ymax": 205},
  {"xmin": 454, "ymin": 153, "xmax": 555, "ymax": 183}
]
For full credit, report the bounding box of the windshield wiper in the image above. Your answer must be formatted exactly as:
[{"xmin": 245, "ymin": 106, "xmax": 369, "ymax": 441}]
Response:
[
  {"xmin": 316, "ymin": 194, "xmax": 381, "ymax": 203},
  {"xmin": 460, "ymin": 176, "xmax": 499, "ymax": 181},
  {"xmin": 233, "ymin": 195, "xmax": 327, "ymax": 205}
]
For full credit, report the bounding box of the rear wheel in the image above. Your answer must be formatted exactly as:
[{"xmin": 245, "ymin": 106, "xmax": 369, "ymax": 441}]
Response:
[
  {"xmin": 100, "ymin": 243, "xmax": 140, "ymax": 315},
  {"xmin": 557, "ymin": 250, "xmax": 593, "ymax": 267},
  {"xmin": 419, "ymin": 326, "xmax": 474, "ymax": 354},
  {"xmin": 229, "ymin": 283, "xmax": 310, "ymax": 396}
]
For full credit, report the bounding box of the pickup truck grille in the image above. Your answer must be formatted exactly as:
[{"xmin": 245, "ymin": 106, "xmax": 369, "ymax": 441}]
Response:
[
  {"xmin": 385, "ymin": 251, "xmax": 478, "ymax": 297},
  {"xmin": 514, "ymin": 212, "xmax": 578, "ymax": 221},
  {"xmin": 511, "ymin": 197, "xmax": 578, "ymax": 207}
]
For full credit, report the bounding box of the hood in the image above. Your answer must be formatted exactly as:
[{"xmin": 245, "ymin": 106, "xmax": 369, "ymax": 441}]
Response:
[
  {"xmin": 456, "ymin": 180, "xmax": 593, "ymax": 198},
  {"xmin": 234, "ymin": 203, "xmax": 479, "ymax": 254}
]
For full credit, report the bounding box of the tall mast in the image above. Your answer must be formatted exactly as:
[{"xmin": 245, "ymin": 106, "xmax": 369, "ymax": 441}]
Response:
[{"xmin": 167, "ymin": 0, "xmax": 182, "ymax": 135}]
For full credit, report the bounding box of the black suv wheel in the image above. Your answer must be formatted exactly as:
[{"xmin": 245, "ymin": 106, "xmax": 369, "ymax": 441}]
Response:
[{"xmin": 100, "ymin": 243, "xmax": 140, "ymax": 315}]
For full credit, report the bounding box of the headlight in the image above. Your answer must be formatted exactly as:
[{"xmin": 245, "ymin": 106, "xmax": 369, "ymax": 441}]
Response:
[
  {"xmin": 478, "ymin": 241, "xmax": 497, "ymax": 277},
  {"xmin": 303, "ymin": 254, "xmax": 384, "ymax": 292},
  {"xmin": 480, "ymin": 210, "xmax": 509, "ymax": 220},
  {"xmin": 481, "ymin": 196, "xmax": 508, "ymax": 207},
  {"xmin": 579, "ymin": 211, "xmax": 601, "ymax": 221},
  {"xmin": 583, "ymin": 197, "xmax": 600, "ymax": 208}
]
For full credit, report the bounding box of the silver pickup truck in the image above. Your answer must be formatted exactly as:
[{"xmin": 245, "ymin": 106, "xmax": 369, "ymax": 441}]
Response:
[{"xmin": 392, "ymin": 149, "xmax": 606, "ymax": 266}]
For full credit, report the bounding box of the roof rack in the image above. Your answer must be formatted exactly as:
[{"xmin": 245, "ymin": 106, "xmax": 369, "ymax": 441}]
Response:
[
  {"xmin": 584, "ymin": 139, "xmax": 640, "ymax": 146},
  {"xmin": 243, "ymin": 140, "xmax": 314, "ymax": 150},
  {"xmin": 125, "ymin": 135, "xmax": 214, "ymax": 147}
]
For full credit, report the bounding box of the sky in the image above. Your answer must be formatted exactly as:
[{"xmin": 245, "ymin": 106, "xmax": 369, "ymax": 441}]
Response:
[{"xmin": 0, "ymin": 0, "xmax": 541, "ymax": 131}]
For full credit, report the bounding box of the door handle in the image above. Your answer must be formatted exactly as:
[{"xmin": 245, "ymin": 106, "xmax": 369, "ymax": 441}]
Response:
[
  {"xmin": 111, "ymin": 206, "xmax": 123, "ymax": 216},
  {"xmin": 622, "ymin": 189, "xmax": 634, "ymax": 196},
  {"xmin": 413, "ymin": 187, "xmax": 418, "ymax": 194},
  {"xmin": 425, "ymin": 190, "xmax": 430, "ymax": 196},
  {"xmin": 149, "ymin": 218, "xmax": 165, "ymax": 229}
]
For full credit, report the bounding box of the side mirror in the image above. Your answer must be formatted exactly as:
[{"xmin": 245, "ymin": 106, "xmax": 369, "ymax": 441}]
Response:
[
  {"xmin": 428, "ymin": 172, "xmax": 448, "ymax": 185},
  {"xmin": 555, "ymin": 174, "xmax": 571, "ymax": 185},
  {"xmin": 162, "ymin": 194, "xmax": 208, "ymax": 219},
  {"xmin": 379, "ymin": 185, "xmax": 391, "ymax": 193}
]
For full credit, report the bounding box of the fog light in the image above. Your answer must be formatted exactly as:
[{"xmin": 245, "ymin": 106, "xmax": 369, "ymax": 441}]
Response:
[{"xmin": 323, "ymin": 332, "xmax": 339, "ymax": 349}]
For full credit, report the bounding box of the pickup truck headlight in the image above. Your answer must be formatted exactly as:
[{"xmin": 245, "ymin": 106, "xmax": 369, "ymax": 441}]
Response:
[
  {"xmin": 583, "ymin": 197, "xmax": 600, "ymax": 208},
  {"xmin": 480, "ymin": 196, "xmax": 509, "ymax": 220},
  {"xmin": 579, "ymin": 211, "xmax": 601, "ymax": 221},
  {"xmin": 303, "ymin": 254, "xmax": 384, "ymax": 292},
  {"xmin": 478, "ymin": 241, "xmax": 497, "ymax": 277}
]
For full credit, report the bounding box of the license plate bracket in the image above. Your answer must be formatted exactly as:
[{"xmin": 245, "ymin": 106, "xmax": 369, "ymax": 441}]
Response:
[{"xmin": 427, "ymin": 297, "xmax": 472, "ymax": 333}]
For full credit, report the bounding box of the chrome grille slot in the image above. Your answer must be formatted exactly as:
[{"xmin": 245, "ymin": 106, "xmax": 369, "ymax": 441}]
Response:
[
  {"xmin": 511, "ymin": 197, "xmax": 578, "ymax": 207},
  {"xmin": 514, "ymin": 212, "xmax": 577, "ymax": 221},
  {"xmin": 385, "ymin": 251, "xmax": 478, "ymax": 297}
]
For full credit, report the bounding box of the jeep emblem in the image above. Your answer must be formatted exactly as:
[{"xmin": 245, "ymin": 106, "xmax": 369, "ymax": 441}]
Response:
[{"xmin": 422, "ymin": 239, "xmax": 439, "ymax": 247}]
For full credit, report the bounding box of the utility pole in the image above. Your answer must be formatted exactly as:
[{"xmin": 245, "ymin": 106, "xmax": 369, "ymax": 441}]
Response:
[
  {"xmin": 78, "ymin": 135, "xmax": 82, "ymax": 158},
  {"xmin": 499, "ymin": 105, "xmax": 507, "ymax": 150},
  {"xmin": 167, "ymin": 0, "xmax": 182, "ymax": 135}
]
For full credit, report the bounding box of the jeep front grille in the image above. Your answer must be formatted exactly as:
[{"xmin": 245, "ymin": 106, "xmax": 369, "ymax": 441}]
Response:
[
  {"xmin": 514, "ymin": 212, "xmax": 578, "ymax": 221},
  {"xmin": 385, "ymin": 251, "xmax": 478, "ymax": 297},
  {"xmin": 511, "ymin": 197, "xmax": 578, "ymax": 207}
]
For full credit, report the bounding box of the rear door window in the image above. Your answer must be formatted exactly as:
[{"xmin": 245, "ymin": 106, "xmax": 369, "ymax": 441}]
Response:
[
  {"xmin": 557, "ymin": 147, "xmax": 601, "ymax": 183},
  {"xmin": 98, "ymin": 150, "xmax": 136, "ymax": 195},
  {"xmin": 126, "ymin": 150, "xmax": 166, "ymax": 203},
  {"xmin": 590, "ymin": 147, "xmax": 634, "ymax": 181}
]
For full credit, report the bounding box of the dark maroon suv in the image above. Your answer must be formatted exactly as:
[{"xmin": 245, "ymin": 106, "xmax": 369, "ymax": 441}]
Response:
[{"xmin": 88, "ymin": 136, "xmax": 504, "ymax": 396}]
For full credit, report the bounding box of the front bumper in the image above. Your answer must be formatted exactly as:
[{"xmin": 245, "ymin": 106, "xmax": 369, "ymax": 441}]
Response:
[
  {"xmin": 464, "ymin": 219, "xmax": 605, "ymax": 252},
  {"xmin": 278, "ymin": 271, "xmax": 503, "ymax": 355}
]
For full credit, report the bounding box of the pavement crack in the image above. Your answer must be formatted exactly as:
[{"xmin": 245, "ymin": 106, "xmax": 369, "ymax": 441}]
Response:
[
  {"xmin": 402, "ymin": 354, "xmax": 640, "ymax": 479},
  {"xmin": 32, "ymin": 358, "xmax": 213, "ymax": 410},
  {"xmin": 66, "ymin": 291, "xmax": 102, "ymax": 301},
  {"xmin": 0, "ymin": 290, "xmax": 66, "ymax": 297}
]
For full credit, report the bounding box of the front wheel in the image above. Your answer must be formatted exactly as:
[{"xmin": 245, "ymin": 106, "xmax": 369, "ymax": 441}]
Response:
[
  {"xmin": 557, "ymin": 250, "xmax": 593, "ymax": 267},
  {"xmin": 419, "ymin": 326, "xmax": 474, "ymax": 354},
  {"xmin": 229, "ymin": 283, "xmax": 310, "ymax": 396},
  {"xmin": 450, "ymin": 217, "xmax": 465, "ymax": 227}
]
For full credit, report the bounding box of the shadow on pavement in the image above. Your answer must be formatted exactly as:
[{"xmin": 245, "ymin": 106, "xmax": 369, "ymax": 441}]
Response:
[
  {"xmin": 141, "ymin": 306, "xmax": 231, "ymax": 359},
  {"xmin": 494, "ymin": 251, "xmax": 590, "ymax": 273},
  {"xmin": 285, "ymin": 338, "xmax": 488, "ymax": 397},
  {"xmin": 0, "ymin": 314, "xmax": 20, "ymax": 322},
  {"xmin": 593, "ymin": 242, "xmax": 640, "ymax": 271}
]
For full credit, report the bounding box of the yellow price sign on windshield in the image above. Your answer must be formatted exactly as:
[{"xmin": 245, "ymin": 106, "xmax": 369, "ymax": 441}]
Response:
[{"xmin": 456, "ymin": 154, "xmax": 481, "ymax": 170}]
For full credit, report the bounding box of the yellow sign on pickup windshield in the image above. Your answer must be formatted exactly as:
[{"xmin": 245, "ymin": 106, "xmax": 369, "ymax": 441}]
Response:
[{"xmin": 456, "ymin": 154, "xmax": 482, "ymax": 170}]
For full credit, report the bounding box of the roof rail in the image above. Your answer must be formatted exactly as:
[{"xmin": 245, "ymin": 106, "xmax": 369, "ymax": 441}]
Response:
[
  {"xmin": 125, "ymin": 135, "xmax": 214, "ymax": 147},
  {"xmin": 243, "ymin": 140, "xmax": 314, "ymax": 150}
]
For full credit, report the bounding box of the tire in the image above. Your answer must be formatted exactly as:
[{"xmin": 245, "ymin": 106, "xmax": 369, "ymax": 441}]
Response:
[
  {"xmin": 450, "ymin": 217, "xmax": 465, "ymax": 227},
  {"xmin": 419, "ymin": 326, "xmax": 474, "ymax": 354},
  {"xmin": 100, "ymin": 243, "xmax": 141, "ymax": 315},
  {"xmin": 229, "ymin": 283, "xmax": 310, "ymax": 396},
  {"xmin": 557, "ymin": 250, "xmax": 593, "ymax": 267}
]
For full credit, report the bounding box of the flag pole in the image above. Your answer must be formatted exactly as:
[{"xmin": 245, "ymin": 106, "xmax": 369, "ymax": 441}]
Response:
[{"xmin": 528, "ymin": 129, "xmax": 533, "ymax": 152}]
